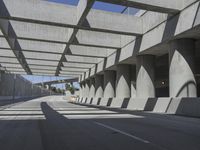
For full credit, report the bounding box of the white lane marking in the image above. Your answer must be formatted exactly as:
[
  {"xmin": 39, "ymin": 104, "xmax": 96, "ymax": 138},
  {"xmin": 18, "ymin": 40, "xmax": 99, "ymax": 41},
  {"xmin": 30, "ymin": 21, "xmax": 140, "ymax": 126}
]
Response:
[{"xmin": 94, "ymin": 122, "xmax": 150, "ymax": 144}]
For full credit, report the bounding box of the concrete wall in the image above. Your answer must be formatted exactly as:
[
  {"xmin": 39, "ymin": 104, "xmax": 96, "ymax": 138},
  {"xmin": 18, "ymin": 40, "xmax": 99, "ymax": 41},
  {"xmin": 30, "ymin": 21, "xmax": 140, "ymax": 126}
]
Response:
[
  {"xmin": 77, "ymin": 96, "xmax": 200, "ymax": 118},
  {"xmin": 0, "ymin": 71, "xmax": 50, "ymax": 104}
]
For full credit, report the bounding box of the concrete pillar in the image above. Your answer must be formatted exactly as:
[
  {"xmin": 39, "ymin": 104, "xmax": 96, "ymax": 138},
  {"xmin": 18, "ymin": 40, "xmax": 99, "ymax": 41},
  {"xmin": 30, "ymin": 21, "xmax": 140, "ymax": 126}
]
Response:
[
  {"xmin": 79, "ymin": 82, "xmax": 83, "ymax": 98},
  {"xmin": 84, "ymin": 79, "xmax": 90, "ymax": 98},
  {"xmin": 46, "ymin": 84, "xmax": 51, "ymax": 90},
  {"xmin": 136, "ymin": 55, "xmax": 155, "ymax": 98},
  {"xmin": 131, "ymin": 65, "xmax": 136, "ymax": 98},
  {"xmin": 169, "ymin": 39, "xmax": 197, "ymax": 97},
  {"xmin": 95, "ymin": 75, "xmax": 104, "ymax": 98},
  {"xmin": 89, "ymin": 77, "xmax": 95, "ymax": 98},
  {"xmin": 116, "ymin": 64, "xmax": 131, "ymax": 98},
  {"xmin": 81, "ymin": 81, "xmax": 86, "ymax": 98},
  {"xmin": 104, "ymin": 70, "xmax": 116, "ymax": 98}
]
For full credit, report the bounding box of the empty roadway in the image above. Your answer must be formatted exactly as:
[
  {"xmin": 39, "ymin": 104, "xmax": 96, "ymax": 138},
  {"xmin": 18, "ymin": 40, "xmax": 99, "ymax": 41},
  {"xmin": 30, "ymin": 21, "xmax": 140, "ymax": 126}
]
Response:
[{"xmin": 0, "ymin": 96, "xmax": 200, "ymax": 150}]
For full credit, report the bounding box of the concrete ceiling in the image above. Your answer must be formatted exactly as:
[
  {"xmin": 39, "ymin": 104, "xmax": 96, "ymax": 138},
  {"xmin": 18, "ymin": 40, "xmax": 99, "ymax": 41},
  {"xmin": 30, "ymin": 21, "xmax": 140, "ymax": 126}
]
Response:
[{"xmin": 0, "ymin": 0, "xmax": 199, "ymax": 82}]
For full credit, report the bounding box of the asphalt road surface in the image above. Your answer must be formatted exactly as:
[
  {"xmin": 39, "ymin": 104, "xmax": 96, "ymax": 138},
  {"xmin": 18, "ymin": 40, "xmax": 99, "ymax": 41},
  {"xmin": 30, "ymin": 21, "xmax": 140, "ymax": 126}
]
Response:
[{"xmin": 0, "ymin": 96, "xmax": 200, "ymax": 150}]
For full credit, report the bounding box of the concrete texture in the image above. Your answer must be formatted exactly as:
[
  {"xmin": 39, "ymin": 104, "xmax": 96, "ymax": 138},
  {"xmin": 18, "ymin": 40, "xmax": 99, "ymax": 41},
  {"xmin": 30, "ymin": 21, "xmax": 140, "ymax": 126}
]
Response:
[
  {"xmin": 83, "ymin": 80, "xmax": 90, "ymax": 102},
  {"xmin": 77, "ymin": 96, "xmax": 200, "ymax": 118},
  {"xmin": 153, "ymin": 98, "xmax": 172, "ymax": 113},
  {"xmin": 169, "ymin": 39, "xmax": 197, "ymax": 97},
  {"xmin": 166, "ymin": 98, "xmax": 200, "ymax": 117},
  {"xmin": 92, "ymin": 1, "xmax": 200, "ymax": 76},
  {"xmin": 136, "ymin": 55, "xmax": 155, "ymax": 98},
  {"xmin": 130, "ymin": 65, "xmax": 136, "ymax": 98},
  {"xmin": 99, "ymin": 98, "xmax": 110, "ymax": 106},
  {"xmin": 116, "ymin": 65, "xmax": 131, "ymax": 98},
  {"xmin": 110, "ymin": 98, "xmax": 125, "ymax": 108},
  {"xmin": 79, "ymin": 82, "xmax": 83, "ymax": 98},
  {"xmin": 95, "ymin": 75, "xmax": 104, "ymax": 98},
  {"xmin": 81, "ymin": 81, "xmax": 86, "ymax": 98},
  {"xmin": 127, "ymin": 98, "xmax": 149, "ymax": 110},
  {"xmin": 1, "ymin": 0, "xmax": 200, "ymax": 118},
  {"xmin": 89, "ymin": 77, "xmax": 95, "ymax": 98},
  {"xmin": 103, "ymin": 70, "xmax": 116, "ymax": 98},
  {"xmin": 1, "ymin": 0, "xmax": 199, "ymax": 77}
]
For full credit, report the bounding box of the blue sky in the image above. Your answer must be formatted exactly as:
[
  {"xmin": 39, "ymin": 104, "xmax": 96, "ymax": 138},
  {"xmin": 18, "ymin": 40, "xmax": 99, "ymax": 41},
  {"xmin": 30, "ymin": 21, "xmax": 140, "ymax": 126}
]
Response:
[
  {"xmin": 23, "ymin": 75, "xmax": 79, "ymax": 89},
  {"xmin": 23, "ymin": 75, "xmax": 67, "ymax": 84},
  {"xmin": 48, "ymin": 0, "xmax": 126, "ymax": 13},
  {"xmin": 23, "ymin": 0, "xmax": 138, "ymax": 88}
]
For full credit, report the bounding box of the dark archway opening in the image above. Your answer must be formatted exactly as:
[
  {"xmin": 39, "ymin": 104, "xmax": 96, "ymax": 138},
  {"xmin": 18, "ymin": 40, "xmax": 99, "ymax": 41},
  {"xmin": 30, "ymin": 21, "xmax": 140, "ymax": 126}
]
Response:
[{"xmin": 155, "ymin": 54, "xmax": 169, "ymax": 97}]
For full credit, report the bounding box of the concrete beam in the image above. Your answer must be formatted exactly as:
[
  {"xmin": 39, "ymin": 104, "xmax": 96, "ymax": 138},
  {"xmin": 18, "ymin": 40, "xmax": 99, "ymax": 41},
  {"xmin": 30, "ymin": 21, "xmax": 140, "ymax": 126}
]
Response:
[
  {"xmin": 77, "ymin": 0, "xmax": 95, "ymax": 25},
  {"xmin": 97, "ymin": 0, "xmax": 184, "ymax": 14},
  {"xmin": 22, "ymin": 51, "xmax": 61, "ymax": 61},
  {"xmin": 1, "ymin": 0, "xmax": 77, "ymax": 26},
  {"xmin": 29, "ymin": 65, "xmax": 57, "ymax": 71},
  {"xmin": 31, "ymin": 69, "xmax": 55, "ymax": 74},
  {"xmin": 1, "ymin": 0, "xmax": 142, "ymax": 35},
  {"xmin": 76, "ymin": 30, "xmax": 135, "ymax": 49},
  {"xmin": 0, "ymin": 37, "xmax": 10, "ymax": 48},
  {"xmin": 0, "ymin": 19, "xmax": 32, "ymax": 74},
  {"xmin": 0, "ymin": 63, "xmax": 22, "ymax": 68},
  {"xmin": 0, "ymin": 57, "xmax": 21, "ymax": 64},
  {"xmin": 68, "ymin": 45, "xmax": 116, "ymax": 58},
  {"xmin": 55, "ymin": 0, "xmax": 95, "ymax": 76},
  {"xmin": 10, "ymin": 20, "xmax": 135, "ymax": 49},
  {"xmin": 26, "ymin": 59, "xmax": 59, "ymax": 66},
  {"xmin": 85, "ymin": 10, "xmax": 142, "ymax": 35},
  {"xmin": 35, "ymin": 77, "xmax": 78, "ymax": 86},
  {"xmin": 61, "ymin": 67, "xmax": 88, "ymax": 72},
  {"xmin": 62, "ymin": 62, "xmax": 94, "ymax": 69},
  {"xmin": 65, "ymin": 55, "xmax": 103, "ymax": 64},
  {"xmin": 91, "ymin": 1, "xmax": 200, "ymax": 76},
  {"xmin": 10, "ymin": 20, "xmax": 71, "ymax": 43},
  {"xmin": 59, "ymin": 74, "xmax": 80, "ymax": 77},
  {"xmin": 60, "ymin": 71, "xmax": 83, "ymax": 75},
  {"xmin": 18, "ymin": 39, "xmax": 66, "ymax": 54}
]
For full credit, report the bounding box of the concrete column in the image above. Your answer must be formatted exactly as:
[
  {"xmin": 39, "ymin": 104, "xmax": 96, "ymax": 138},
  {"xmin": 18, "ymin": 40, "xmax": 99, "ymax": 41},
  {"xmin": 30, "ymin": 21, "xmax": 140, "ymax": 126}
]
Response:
[
  {"xmin": 136, "ymin": 55, "xmax": 155, "ymax": 98},
  {"xmin": 46, "ymin": 84, "xmax": 51, "ymax": 90},
  {"xmin": 169, "ymin": 39, "xmax": 197, "ymax": 97},
  {"xmin": 81, "ymin": 81, "xmax": 86, "ymax": 98},
  {"xmin": 116, "ymin": 64, "xmax": 131, "ymax": 98},
  {"xmin": 89, "ymin": 77, "xmax": 95, "ymax": 98},
  {"xmin": 79, "ymin": 82, "xmax": 83, "ymax": 98},
  {"xmin": 84, "ymin": 79, "xmax": 90, "ymax": 98},
  {"xmin": 131, "ymin": 65, "xmax": 136, "ymax": 98},
  {"xmin": 104, "ymin": 70, "xmax": 116, "ymax": 98},
  {"xmin": 95, "ymin": 75, "xmax": 104, "ymax": 98}
]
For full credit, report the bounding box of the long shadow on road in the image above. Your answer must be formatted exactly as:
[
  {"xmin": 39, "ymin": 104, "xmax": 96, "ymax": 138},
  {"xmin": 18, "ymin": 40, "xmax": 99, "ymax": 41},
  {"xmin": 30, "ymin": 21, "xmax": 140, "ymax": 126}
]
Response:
[
  {"xmin": 1, "ymin": 102, "xmax": 199, "ymax": 150},
  {"xmin": 39, "ymin": 102, "xmax": 200, "ymax": 150},
  {"xmin": 39, "ymin": 102, "xmax": 160, "ymax": 150}
]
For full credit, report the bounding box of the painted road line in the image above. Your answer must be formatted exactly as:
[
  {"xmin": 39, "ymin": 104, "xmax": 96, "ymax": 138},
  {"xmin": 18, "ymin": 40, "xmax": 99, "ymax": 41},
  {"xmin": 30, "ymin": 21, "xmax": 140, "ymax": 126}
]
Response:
[{"xmin": 94, "ymin": 121, "xmax": 150, "ymax": 144}]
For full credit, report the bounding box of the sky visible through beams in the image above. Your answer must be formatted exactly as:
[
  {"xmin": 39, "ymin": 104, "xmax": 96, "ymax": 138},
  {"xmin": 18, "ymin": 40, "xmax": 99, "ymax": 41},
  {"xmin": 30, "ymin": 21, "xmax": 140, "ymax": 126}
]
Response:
[
  {"xmin": 48, "ymin": 0, "xmax": 126, "ymax": 12},
  {"xmin": 23, "ymin": 0, "xmax": 138, "ymax": 89}
]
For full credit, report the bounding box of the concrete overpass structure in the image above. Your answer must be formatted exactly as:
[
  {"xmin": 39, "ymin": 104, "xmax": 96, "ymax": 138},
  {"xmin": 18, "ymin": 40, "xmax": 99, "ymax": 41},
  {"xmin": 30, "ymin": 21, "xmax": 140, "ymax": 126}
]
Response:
[
  {"xmin": 0, "ymin": 1, "xmax": 200, "ymax": 149},
  {"xmin": 0, "ymin": 0, "xmax": 199, "ymax": 116},
  {"xmin": 34, "ymin": 77, "xmax": 78, "ymax": 88}
]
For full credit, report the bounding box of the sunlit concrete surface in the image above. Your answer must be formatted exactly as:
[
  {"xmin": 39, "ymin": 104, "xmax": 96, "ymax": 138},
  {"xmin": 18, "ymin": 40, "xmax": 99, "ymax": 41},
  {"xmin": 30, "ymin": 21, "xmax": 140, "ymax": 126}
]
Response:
[{"xmin": 0, "ymin": 96, "xmax": 199, "ymax": 150}]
